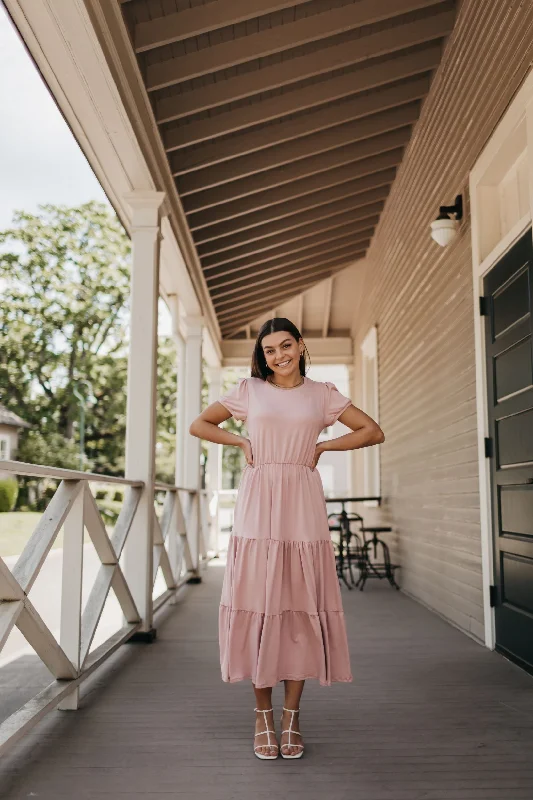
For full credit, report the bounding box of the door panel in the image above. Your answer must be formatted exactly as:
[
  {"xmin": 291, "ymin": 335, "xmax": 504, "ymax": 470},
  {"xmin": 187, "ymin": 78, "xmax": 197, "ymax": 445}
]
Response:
[
  {"xmin": 501, "ymin": 554, "xmax": 533, "ymax": 611},
  {"xmin": 492, "ymin": 267, "xmax": 529, "ymax": 337},
  {"xmin": 496, "ymin": 407, "xmax": 533, "ymax": 465},
  {"xmin": 484, "ymin": 228, "xmax": 533, "ymax": 672},
  {"xmin": 494, "ymin": 337, "xmax": 532, "ymax": 400},
  {"xmin": 500, "ymin": 485, "xmax": 533, "ymax": 537}
]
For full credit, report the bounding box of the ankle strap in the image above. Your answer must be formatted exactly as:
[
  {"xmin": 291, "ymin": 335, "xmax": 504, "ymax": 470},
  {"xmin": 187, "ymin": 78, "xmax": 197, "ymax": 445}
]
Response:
[
  {"xmin": 254, "ymin": 707, "xmax": 273, "ymax": 712},
  {"xmin": 282, "ymin": 707, "xmax": 300, "ymax": 712}
]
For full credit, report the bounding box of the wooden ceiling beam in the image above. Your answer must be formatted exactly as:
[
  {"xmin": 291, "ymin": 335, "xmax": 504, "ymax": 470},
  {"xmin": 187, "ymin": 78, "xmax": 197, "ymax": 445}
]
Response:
[
  {"xmin": 155, "ymin": 11, "xmax": 454, "ymax": 123},
  {"xmin": 189, "ymin": 167, "xmax": 395, "ymax": 233},
  {"xmin": 164, "ymin": 45, "xmax": 440, "ymax": 151},
  {"xmin": 134, "ymin": 0, "xmax": 312, "ymax": 53},
  {"xmin": 203, "ymin": 223, "xmax": 376, "ymax": 275},
  {"xmin": 207, "ymin": 233, "xmax": 373, "ymax": 291},
  {"xmin": 195, "ymin": 182, "xmax": 391, "ymax": 253},
  {"xmin": 202, "ymin": 220, "xmax": 377, "ymax": 276},
  {"xmin": 197, "ymin": 206, "xmax": 380, "ymax": 260},
  {"xmin": 203, "ymin": 224, "xmax": 376, "ymax": 277},
  {"xmin": 198, "ymin": 206, "xmax": 382, "ymax": 264},
  {"xmin": 217, "ymin": 256, "xmax": 363, "ymax": 323},
  {"xmin": 173, "ymin": 77, "xmax": 429, "ymax": 175},
  {"xmin": 175, "ymin": 104, "xmax": 419, "ymax": 193},
  {"xmin": 198, "ymin": 170, "xmax": 394, "ymax": 260},
  {"xmin": 220, "ymin": 270, "xmax": 344, "ymax": 335},
  {"xmin": 195, "ymin": 191, "xmax": 384, "ymax": 246},
  {"xmin": 322, "ymin": 278, "xmax": 333, "ymax": 338},
  {"xmin": 212, "ymin": 242, "xmax": 370, "ymax": 306},
  {"xmin": 296, "ymin": 295, "xmax": 303, "ymax": 334},
  {"xmin": 180, "ymin": 127, "xmax": 409, "ymax": 209},
  {"xmin": 184, "ymin": 148, "xmax": 402, "ymax": 216},
  {"xmin": 146, "ymin": 0, "xmax": 444, "ymax": 91}
]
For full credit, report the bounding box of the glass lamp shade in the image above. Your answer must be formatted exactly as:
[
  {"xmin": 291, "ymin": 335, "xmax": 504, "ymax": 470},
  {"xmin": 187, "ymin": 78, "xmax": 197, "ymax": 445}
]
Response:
[{"xmin": 430, "ymin": 217, "xmax": 458, "ymax": 247}]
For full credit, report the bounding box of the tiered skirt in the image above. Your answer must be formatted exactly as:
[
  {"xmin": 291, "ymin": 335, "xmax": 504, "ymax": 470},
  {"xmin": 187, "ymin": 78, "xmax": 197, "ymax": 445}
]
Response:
[{"xmin": 219, "ymin": 464, "xmax": 353, "ymax": 687}]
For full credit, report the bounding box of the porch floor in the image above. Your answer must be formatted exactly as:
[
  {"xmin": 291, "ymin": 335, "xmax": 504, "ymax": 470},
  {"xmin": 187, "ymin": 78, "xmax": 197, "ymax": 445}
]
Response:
[{"xmin": 1, "ymin": 563, "xmax": 533, "ymax": 799}]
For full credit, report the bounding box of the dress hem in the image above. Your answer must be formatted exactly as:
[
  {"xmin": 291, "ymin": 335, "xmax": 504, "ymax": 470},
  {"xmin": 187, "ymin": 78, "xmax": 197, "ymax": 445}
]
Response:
[
  {"xmin": 230, "ymin": 532, "xmax": 334, "ymax": 545},
  {"xmin": 221, "ymin": 673, "xmax": 353, "ymax": 688},
  {"xmin": 220, "ymin": 603, "xmax": 346, "ymax": 618}
]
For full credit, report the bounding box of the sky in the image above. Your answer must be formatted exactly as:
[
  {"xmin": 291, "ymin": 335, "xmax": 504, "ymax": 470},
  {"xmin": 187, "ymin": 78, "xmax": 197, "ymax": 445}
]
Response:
[
  {"xmin": 0, "ymin": 5, "xmax": 108, "ymax": 230},
  {"xmin": 0, "ymin": 7, "xmax": 173, "ymax": 334}
]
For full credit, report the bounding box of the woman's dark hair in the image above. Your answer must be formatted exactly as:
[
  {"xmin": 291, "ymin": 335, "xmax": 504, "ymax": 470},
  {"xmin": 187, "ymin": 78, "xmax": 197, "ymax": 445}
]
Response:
[{"xmin": 251, "ymin": 317, "xmax": 310, "ymax": 379}]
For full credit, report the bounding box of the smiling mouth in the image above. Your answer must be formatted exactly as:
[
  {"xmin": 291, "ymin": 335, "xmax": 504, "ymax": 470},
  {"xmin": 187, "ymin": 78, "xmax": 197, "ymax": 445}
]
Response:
[{"xmin": 276, "ymin": 359, "xmax": 291, "ymax": 367}]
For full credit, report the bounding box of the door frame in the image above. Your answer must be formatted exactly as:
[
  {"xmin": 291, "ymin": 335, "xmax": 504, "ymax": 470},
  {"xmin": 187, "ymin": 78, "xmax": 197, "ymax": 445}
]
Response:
[{"xmin": 470, "ymin": 68, "xmax": 533, "ymax": 650}]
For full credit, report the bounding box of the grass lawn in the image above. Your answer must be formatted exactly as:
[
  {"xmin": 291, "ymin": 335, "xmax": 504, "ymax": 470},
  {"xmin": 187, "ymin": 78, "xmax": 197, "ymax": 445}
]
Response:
[{"xmin": 0, "ymin": 512, "xmax": 64, "ymax": 558}]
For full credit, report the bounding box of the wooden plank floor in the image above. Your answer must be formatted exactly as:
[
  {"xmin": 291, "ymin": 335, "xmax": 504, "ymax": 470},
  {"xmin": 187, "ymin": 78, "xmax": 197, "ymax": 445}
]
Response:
[{"xmin": 1, "ymin": 561, "xmax": 533, "ymax": 799}]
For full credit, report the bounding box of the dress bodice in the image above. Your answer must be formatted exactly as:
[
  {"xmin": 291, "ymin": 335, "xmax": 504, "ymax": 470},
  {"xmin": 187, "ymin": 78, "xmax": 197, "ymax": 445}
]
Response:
[{"xmin": 219, "ymin": 375, "xmax": 352, "ymax": 468}]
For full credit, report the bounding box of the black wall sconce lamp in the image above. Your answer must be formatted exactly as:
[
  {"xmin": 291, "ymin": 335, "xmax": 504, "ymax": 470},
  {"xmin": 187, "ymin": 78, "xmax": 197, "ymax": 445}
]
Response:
[{"xmin": 430, "ymin": 194, "xmax": 463, "ymax": 247}]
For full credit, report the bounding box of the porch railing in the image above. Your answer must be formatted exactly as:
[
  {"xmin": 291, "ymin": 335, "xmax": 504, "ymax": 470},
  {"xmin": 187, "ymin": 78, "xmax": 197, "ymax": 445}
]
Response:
[{"xmin": 0, "ymin": 460, "xmax": 213, "ymax": 756}]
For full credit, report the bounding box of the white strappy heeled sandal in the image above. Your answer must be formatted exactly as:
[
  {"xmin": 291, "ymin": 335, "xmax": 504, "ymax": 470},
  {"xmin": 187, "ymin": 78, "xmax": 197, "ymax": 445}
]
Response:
[
  {"xmin": 254, "ymin": 707, "xmax": 279, "ymax": 760},
  {"xmin": 280, "ymin": 707, "xmax": 304, "ymax": 759}
]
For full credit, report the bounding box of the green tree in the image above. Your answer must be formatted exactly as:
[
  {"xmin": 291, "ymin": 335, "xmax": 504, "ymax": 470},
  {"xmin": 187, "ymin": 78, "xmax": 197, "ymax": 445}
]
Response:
[
  {"xmin": 0, "ymin": 202, "xmax": 130, "ymax": 464},
  {"xmin": 0, "ymin": 202, "xmax": 183, "ymax": 480},
  {"xmin": 154, "ymin": 337, "xmax": 178, "ymax": 484},
  {"xmin": 17, "ymin": 430, "xmax": 83, "ymax": 471}
]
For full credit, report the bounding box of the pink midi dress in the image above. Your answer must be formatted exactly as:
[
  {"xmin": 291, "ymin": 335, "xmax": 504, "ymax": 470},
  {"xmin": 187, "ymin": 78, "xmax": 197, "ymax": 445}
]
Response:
[{"xmin": 218, "ymin": 374, "xmax": 353, "ymax": 688}]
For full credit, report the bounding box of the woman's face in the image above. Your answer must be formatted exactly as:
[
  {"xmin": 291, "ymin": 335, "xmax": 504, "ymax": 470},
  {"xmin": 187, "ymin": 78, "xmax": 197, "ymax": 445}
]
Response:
[{"xmin": 261, "ymin": 330, "xmax": 304, "ymax": 380}]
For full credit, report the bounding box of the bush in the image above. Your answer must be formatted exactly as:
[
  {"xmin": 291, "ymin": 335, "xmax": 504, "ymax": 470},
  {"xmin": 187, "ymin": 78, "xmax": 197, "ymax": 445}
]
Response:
[
  {"xmin": 43, "ymin": 484, "xmax": 57, "ymax": 500},
  {"xmin": 95, "ymin": 489, "xmax": 108, "ymax": 500},
  {"xmin": 0, "ymin": 478, "xmax": 19, "ymax": 512},
  {"xmin": 16, "ymin": 430, "xmax": 89, "ymax": 472},
  {"xmin": 112, "ymin": 490, "xmax": 123, "ymax": 503},
  {"xmin": 95, "ymin": 498, "xmax": 122, "ymax": 526}
]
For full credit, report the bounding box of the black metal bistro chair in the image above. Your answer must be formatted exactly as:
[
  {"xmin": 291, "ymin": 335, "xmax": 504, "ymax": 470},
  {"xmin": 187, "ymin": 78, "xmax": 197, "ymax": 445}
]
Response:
[
  {"xmin": 328, "ymin": 512, "xmax": 351, "ymax": 589},
  {"xmin": 328, "ymin": 511, "xmax": 366, "ymax": 589},
  {"xmin": 355, "ymin": 526, "xmax": 400, "ymax": 591}
]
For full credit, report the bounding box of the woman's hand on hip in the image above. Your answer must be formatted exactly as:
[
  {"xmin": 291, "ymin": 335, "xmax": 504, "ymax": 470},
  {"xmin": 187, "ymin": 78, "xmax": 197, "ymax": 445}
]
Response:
[
  {"xmin": 312, "ymin": 443, "xmax": 325, "ymax": 470},
  {"xmin": 239, "ymin": 437, "xmax": 254, "ymax": 467}
]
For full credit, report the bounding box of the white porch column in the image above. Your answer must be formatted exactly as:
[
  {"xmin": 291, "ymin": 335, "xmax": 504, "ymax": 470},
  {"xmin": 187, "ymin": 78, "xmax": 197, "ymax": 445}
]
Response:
[
  {"xmin": 206, "ymin": 365, "xmax": 223, "ymax": 555},
  {"xmin": 123, "ymin": 190, "xmax": 165, "ymax": 637},
  {"xmin": 346, "ymin": 363, "xmax": 357, "ymax": 501},
  {"xmin": 169, "ymin": 297, "xmax": 187, "ymax": 489},
  {"xmin": 183, "ymin": 313, "xmax": 205, "ymax": 573}
]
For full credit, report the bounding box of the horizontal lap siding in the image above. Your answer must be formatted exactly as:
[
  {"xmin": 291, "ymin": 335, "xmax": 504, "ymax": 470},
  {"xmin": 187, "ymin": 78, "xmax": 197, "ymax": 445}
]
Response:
[{"xmin": 353, "ymin": 0, "xmax": 533, "ymax": 641}]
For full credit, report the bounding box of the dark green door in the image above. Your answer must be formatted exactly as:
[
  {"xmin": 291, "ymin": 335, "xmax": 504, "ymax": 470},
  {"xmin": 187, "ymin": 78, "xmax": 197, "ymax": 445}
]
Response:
[{"xmin": 484, "ymin": 229, "xmax": 533, "ymax": 672}]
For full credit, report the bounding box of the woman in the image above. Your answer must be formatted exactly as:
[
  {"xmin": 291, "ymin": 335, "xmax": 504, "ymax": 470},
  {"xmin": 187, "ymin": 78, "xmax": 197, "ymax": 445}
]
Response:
[{"xmin": 189, "ymin": 318, "xmax": 384, "ymax": 760}]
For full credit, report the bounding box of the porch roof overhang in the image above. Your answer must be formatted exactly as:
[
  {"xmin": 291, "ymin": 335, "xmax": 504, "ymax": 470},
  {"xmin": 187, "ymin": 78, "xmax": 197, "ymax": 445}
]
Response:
[
  {"xmin": 118, "ymin": 0, "xmax": 456, "ymax": 340},
  {"xmin": 4, "ymin": 0, "xmax": 456, "ymax": 362}
]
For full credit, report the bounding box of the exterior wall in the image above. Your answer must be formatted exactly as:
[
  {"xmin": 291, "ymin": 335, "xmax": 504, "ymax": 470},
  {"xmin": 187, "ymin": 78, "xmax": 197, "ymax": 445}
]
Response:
[
  {"xmin": 352, "ymin": 0, "xmax": 533, "ymax": 642},
  {"xmin": 0, "ymin": 425, "xmax": 19, "ymax": 460},
  {"xmin": 0, "ymin": 425, "xmax": 20, "ymax": 480}
]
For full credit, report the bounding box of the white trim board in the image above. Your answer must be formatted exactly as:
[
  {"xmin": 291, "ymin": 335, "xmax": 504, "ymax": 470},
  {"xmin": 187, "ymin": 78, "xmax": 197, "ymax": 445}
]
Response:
[
  {"xmin": 469, "ymin": 66, "xmax": 533, "ymax": 651},
  {"xmin": 360, "ymin": 325, "xmax": 381, "ymax": 505}
]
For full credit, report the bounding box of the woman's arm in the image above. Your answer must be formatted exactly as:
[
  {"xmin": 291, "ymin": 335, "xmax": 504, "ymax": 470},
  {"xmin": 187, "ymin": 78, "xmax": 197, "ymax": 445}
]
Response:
[
  {"xmin": 189, "ymin": 402, "xmax": 253, "ymax": 465},
  {"xmin": 313, "ymin": 405, "xmax": 384, "ymax": 468}
]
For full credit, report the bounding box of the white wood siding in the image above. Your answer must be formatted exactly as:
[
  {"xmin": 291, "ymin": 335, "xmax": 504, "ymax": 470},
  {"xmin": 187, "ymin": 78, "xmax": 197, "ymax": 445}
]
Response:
[{"xmin": 351, "ymin": 0, "xmax": 533, "ymax": 642}]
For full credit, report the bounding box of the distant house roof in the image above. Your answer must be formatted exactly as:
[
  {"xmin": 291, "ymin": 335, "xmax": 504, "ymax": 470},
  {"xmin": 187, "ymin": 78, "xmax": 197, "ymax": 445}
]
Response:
[{"xmin": 0, "ymin": 404, "xmax": 31, "ymax": 429}]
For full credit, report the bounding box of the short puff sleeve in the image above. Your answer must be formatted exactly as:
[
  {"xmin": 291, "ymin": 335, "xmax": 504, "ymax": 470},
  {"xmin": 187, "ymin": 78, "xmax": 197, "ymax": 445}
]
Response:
[
  {"xmin": 218, "ymin": 377, "xmax": 248, "ymax": 421},
  {"xmin": 324, "ymin": 381, "xmax": 352, "ymax": 427}
]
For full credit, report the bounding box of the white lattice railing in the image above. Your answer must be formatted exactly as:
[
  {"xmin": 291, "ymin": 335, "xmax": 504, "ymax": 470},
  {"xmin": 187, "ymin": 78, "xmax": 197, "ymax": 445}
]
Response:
[{"xmin": 0, "ymin": 460, "xmax": 213, "ymax": 756}]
